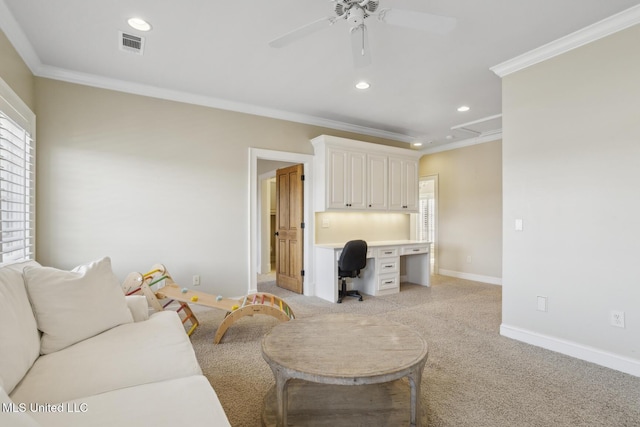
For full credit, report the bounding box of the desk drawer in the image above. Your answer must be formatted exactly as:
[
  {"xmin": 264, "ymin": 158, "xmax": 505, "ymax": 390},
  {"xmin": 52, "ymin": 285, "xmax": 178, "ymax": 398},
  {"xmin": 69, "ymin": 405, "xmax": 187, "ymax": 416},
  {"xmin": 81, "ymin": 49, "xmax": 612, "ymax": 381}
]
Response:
[
  {"xmin": 378, "ymin": 259, "xmax": 398, "ymax": 274},
  {"xmin": 378, "ymin": 274, "xmax": 399, "ymax": 290},
  {"xmin": 400, "ymin": 245, "xmax": 429, "ymax": 255},
  {"xmin": 377, "ymin": 248, "xmax": 399, "ymax": 258}
]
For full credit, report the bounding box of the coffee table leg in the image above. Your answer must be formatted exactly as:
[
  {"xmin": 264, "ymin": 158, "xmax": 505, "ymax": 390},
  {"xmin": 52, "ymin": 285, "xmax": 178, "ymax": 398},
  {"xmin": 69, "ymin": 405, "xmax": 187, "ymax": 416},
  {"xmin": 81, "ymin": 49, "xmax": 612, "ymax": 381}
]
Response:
[
  {"xmin": 408, "ymin": 370, "xmax": 422, "ymax": 427},
  {"xmin": 274, "ymin": 373, "xmax": 290, "ymax": 427}
]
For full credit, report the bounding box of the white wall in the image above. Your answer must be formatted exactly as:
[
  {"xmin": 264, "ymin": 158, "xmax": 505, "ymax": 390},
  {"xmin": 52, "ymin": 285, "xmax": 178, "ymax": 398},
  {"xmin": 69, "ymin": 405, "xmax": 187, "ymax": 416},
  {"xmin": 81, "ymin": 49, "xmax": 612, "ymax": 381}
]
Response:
[{"xmin": 501, "ymin": 25, "xmax": 640, "ymax": 374}]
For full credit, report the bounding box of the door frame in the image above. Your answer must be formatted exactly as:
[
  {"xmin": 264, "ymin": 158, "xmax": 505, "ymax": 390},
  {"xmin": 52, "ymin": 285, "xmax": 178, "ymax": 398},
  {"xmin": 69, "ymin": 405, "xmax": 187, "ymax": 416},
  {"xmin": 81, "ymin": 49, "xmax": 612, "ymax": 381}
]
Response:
[
  {"xmin": 415, "ymin": 174, "xmax": 438, "ymax": 274},
  {"xmin": 249, "ymin": 148, "xmax": 314, "ymax": 296}
]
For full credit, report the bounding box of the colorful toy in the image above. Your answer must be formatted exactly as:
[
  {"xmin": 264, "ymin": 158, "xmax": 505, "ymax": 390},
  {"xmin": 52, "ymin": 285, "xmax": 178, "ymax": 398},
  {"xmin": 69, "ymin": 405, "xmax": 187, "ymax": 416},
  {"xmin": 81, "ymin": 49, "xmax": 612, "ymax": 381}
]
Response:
[{"xmin": 123, "ymin": 263, "xmax": 295, "ymax": 344}]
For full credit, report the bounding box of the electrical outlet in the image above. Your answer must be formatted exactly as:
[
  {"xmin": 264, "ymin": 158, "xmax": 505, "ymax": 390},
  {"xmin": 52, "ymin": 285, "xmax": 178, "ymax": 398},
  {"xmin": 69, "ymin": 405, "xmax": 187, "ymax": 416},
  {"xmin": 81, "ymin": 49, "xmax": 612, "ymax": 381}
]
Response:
[
  {"xmin": 466, "ymin": 255, "xmax": 472, "ymax": 264},
  {"xmin": 193, "ymin": 275, "xmax": 200, "ymax": 286},
  {"xmin": 537, "ymin": 296, "xmax": 547, "ymax": 312},
  {"xmin": 611, "ymin": 310, "xmax": 625, "ymax": 328}
]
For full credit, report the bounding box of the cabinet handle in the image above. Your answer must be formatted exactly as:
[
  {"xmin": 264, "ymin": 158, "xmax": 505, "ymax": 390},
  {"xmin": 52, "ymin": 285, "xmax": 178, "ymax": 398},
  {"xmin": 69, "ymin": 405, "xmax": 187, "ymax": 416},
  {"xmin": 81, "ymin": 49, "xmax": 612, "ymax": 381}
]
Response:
[
  {"xmin": 413, "ymin": 249, "xmax": 420, "ymax": 252},
  {"xmin": 384, "ymin": 280, "xmax": 394, "ymax": 285},
  {"xmin": 384, "ymin": 251, "xmax": 393, "ymax": 255},
  {"xmin": 384, "ymin": 265, "xmax": 393, "ymax": 268}
]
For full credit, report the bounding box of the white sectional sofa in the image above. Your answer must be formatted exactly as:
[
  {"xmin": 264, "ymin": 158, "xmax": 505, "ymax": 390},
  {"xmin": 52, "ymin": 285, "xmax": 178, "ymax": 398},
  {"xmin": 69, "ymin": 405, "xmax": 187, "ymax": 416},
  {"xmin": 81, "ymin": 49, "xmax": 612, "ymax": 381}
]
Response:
[{"xmin": 0, "ymin": 258, "xmax": 231, "ymax": 427}]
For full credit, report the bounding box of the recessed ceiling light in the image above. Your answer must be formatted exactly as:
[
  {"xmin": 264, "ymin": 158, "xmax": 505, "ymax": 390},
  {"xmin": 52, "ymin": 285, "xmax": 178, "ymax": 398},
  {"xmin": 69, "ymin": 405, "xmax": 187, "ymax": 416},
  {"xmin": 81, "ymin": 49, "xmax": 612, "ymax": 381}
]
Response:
[
  {"xmin": 128, "ymin": 18, "xmax": 152, "ymax": 32},
  {"xmin": 412, "ymin": 142, "xmax": 423, "ymax": 147},
  {"xmin": 457, "ymin": 105, "xmax": 470, "ymax": 112},
  {"xmin": 355, "ymin": 81, "xmax": 370, "ymax": 90}
]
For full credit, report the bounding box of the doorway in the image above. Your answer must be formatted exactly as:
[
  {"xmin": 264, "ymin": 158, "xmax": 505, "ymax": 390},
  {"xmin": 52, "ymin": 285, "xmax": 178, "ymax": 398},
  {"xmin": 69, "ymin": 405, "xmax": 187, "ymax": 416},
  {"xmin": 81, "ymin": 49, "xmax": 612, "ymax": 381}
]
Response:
[
  {"xmin": 249, "ymin": 148, "xmax": 314, "ymax": 296},
  {"xmin": 418, "ymin": 175, "xmax": 438, "ymax": 274}
]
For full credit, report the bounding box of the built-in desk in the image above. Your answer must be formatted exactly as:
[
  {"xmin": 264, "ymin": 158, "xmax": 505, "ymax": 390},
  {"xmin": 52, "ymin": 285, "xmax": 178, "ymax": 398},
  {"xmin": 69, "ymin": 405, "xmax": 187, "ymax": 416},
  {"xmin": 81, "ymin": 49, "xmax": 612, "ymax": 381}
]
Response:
[{"xmin": 314, "ymin": 240, "xmax": 431, "ymax": 303}]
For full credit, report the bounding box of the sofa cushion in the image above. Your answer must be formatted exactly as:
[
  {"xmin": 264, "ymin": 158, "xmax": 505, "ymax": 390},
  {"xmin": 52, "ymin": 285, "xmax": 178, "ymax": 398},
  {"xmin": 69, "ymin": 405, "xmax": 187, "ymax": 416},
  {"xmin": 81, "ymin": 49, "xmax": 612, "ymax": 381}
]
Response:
[
  {"xmin": 29, "ymin": 375, "xmax": 231, "ymax": 427},
  {"xmin": 0, "ymin": 382, "xmax": 42, "ymax": 427},
  {"xmin": 24, "ymin": 257, "xmax": 134, "ymax": 355},
  {"xmin": 10, "ymin": 311, "xmax": 202, "ymax": 405},
  {"xmin": 0, "ymin": 260, "xmax": 42, "ymax": 393}
]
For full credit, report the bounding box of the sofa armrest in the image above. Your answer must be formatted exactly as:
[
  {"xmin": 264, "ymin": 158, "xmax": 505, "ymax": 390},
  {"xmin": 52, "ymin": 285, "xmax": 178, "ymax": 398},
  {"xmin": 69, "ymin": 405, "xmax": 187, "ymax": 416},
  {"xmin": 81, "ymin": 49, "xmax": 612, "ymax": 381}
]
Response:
[{"xmin": 125, "ymin": 295, "xmax": 150, "ymax": 322}]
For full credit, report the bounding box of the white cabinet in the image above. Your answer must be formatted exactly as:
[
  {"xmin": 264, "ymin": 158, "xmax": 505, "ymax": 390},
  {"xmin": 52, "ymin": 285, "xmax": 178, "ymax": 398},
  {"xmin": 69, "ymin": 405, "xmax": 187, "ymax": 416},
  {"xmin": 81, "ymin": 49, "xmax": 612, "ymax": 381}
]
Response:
[
  {"xmin": 326, "ymin": 147, "xmax": 367, "ymax": 210},
  {"xmin": 367, "ymin": 153, "xmax": 388, "ymax": 209},
  {"xmin": 389, "ymin": 157, "xmax": 418, "ymax": 212},
  {"xmin": 312, "ymin": 135, "xmax": 420, "ymax": 212}
]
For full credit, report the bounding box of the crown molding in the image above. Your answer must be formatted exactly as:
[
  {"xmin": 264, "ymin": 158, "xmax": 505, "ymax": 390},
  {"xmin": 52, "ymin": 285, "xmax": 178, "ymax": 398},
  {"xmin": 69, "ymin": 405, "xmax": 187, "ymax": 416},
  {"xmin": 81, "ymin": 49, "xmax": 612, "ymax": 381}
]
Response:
[
  {"xmin": 420, "ymin": 130, "xmax": 502, "ymax": 155},
  {"xmin": 0, "ymin": 0, "xmax": 42, "ymax": 72},
  {"xmin": 491, "ymin": 4, "xmax": 640, "ymax": 77}
]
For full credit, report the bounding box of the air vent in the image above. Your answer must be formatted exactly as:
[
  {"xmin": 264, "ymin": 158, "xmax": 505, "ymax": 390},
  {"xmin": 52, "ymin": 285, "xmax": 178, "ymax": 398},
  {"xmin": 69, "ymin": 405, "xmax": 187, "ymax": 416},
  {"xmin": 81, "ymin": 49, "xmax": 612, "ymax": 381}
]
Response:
[{"xmin": 119, "ymin": 31, "xmax": 145, "ymax": 55}]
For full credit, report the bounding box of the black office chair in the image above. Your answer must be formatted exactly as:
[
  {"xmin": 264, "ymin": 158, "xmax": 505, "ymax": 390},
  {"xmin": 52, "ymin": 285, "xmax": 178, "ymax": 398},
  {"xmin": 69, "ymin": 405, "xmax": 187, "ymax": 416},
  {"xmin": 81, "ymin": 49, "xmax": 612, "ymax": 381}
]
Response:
[{"xmin": 337, "ymin": 239, "xmax": 367, "ymax": 303}]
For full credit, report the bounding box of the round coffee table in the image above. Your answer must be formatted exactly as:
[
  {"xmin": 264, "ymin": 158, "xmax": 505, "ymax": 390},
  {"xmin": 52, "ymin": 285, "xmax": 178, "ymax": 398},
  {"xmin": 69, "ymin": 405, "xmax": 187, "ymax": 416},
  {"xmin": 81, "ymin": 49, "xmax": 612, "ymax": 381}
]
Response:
[{"xmin": 261, "ymin": 313, "xmax": 429, "ymax": 427}]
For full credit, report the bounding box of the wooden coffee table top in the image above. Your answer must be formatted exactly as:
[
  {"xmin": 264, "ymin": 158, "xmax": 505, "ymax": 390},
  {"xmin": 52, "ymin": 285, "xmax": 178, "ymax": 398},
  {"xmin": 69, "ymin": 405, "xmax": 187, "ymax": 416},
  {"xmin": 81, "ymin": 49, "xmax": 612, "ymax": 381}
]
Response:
[{"xmin": 261, "ymin": 313, "xmax": 428, "ymax": 385}]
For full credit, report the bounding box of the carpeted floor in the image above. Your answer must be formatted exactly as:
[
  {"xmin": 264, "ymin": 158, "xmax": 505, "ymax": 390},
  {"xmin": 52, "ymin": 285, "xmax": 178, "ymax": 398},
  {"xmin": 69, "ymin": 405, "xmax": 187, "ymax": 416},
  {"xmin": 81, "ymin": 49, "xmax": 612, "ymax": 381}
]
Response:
[{"xmin": 189, "ymin": 276, "xmax": 640, "ymax": 427}]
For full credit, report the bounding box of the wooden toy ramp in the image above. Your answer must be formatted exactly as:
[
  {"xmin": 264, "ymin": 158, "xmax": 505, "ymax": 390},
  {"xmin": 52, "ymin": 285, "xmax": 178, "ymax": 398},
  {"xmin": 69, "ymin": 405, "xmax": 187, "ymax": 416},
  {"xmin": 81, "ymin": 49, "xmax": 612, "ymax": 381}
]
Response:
[{"xmin": 122, "ymin": 264, "xmax": 295, "ymax": 344}]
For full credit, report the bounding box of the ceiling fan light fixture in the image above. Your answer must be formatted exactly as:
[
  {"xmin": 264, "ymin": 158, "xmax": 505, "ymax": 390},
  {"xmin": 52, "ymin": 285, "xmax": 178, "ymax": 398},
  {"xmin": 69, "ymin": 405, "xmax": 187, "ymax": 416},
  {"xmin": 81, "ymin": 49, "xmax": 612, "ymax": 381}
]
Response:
[
  {"xmin": 355, "ymin": 81, "xmax": 370, "ymax": 90},
  {"xmin": 457, "ymin": 105, "xmax": 470, "ymax": 112},
  {"xmin": 127, "ymin": 18, "xmax": 152, "ymax": 32}
]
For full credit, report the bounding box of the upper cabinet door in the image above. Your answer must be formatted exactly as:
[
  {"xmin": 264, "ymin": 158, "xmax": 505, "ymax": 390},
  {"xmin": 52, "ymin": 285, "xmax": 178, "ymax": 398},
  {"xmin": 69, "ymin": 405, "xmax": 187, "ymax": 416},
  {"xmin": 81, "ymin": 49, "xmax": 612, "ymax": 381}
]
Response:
[
  {"xmin": 326, "ymin": 147, "xmax": 366, "ymax": 209},
  {"xmin": 403, "ymin": 159, "xmax": 418, "ymax": 211},
  {"xmin": 367, "ymin": 154, "xmax": 388, "ymax": 210},
  {"xmin": 389, "ymin": 157, "xmax": 418, "ymax": 212},
  {"xmin": 327, "ymin": 147, "xmax": 348, "ymax": 209},
  {"xmin": 348, "ymin": 151, "xmax": 367, "ymax": 210}
]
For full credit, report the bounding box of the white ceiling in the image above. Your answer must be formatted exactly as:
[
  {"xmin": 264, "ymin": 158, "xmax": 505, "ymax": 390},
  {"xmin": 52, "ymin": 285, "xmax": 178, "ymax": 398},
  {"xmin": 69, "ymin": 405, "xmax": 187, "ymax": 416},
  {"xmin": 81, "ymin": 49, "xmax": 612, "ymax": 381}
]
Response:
[{"xmin": 2, "ymin": 0, "xmax": 639, "ymax": 150}]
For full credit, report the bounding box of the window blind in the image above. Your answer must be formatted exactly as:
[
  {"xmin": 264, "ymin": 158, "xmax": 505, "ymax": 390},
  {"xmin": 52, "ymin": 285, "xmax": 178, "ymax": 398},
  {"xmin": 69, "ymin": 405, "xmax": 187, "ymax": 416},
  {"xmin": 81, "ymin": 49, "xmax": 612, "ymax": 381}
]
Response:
[{"xmin": 0, "ymin": 111, "xmax": 35, "ymax": 262}]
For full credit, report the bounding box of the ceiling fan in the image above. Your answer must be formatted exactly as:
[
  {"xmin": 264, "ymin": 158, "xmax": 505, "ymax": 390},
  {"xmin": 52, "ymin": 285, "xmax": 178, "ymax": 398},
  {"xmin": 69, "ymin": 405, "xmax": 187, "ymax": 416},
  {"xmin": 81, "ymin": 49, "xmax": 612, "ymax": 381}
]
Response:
[{"xmin": 268, "ymin": 0, "xmax": 456, "ymax": 68}]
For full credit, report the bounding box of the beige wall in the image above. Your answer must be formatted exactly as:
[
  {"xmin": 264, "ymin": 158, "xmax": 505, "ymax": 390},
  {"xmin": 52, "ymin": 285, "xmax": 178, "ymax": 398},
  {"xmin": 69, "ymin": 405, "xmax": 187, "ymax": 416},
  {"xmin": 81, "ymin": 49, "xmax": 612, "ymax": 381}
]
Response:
[
  {"xmin": 33, "ymin": 77, "xmax": 407, "ymax": 296},
  {"xmin": 502, "ymin": 25, "xmax": 640, "ymax": 365},
  {"xmin": 420, "ymin": 140, "xmax": 502, "ymax": 281},
  {"xmin": 0, "ymin": 29, "xmax": 34, "ymax": 112}
]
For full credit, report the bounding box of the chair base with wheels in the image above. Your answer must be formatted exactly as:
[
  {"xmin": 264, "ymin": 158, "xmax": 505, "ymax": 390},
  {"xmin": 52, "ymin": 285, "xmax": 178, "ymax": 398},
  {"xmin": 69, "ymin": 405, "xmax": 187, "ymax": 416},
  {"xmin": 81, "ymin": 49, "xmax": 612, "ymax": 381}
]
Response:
[{"xmin": 337, "ymin": 278, "xmax": 363, "ymax": 303}]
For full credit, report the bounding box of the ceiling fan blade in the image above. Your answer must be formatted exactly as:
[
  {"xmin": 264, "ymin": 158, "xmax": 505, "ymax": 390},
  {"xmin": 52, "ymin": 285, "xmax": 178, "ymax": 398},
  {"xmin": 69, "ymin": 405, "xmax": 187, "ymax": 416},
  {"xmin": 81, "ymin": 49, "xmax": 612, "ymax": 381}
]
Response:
[
  {"xmin": 269, "ymin": 17, "xmax": 336, "ymax": 48},
  {"xmin": 378, "ymin": 9, "xmax": 456, "ymax": 35},
  {"xmin": 350, "ymin": 25, "xmax": 371, "ymax": 68}
]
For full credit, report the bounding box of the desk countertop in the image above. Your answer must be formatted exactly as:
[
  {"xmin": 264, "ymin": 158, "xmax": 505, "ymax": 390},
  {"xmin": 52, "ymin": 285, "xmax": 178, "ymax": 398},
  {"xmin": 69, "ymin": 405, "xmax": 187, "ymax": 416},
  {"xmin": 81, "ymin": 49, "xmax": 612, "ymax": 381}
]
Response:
[{"xmin": 315, "ymin": 240, "xmax": 430, "ymax": 250}]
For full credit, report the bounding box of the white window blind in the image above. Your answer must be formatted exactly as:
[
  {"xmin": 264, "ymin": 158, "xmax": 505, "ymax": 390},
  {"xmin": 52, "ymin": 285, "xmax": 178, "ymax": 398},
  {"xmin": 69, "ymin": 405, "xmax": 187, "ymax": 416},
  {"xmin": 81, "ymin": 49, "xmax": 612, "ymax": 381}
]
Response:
[{"xmin": 0, "ymin": 110, "xmax": 35, "ymax": 262}]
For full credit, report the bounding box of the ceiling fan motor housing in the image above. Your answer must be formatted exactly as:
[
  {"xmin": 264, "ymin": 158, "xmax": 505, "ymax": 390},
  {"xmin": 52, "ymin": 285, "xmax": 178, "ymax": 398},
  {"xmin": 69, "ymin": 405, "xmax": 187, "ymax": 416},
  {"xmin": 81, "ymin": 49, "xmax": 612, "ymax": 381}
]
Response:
[{"xmin": 335, "ymin": 0, "xmax": 379, "ymax": 27}]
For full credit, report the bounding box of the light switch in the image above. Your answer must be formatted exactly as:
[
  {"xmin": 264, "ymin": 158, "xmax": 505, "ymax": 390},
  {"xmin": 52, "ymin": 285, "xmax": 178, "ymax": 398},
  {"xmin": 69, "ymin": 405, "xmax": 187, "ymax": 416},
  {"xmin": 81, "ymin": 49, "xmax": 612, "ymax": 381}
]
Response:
[{"xmin": 515, "ymin": 219, "xmax": 523, "ymax": 231}]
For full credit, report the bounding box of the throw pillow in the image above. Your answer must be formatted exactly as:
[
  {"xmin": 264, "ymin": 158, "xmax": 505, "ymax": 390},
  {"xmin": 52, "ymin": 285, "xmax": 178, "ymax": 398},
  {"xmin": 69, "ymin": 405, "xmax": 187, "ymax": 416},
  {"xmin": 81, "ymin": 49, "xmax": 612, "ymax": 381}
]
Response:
[{"xmin": 24, "ymin": 257, "xmax": 134, "ymax": 355}]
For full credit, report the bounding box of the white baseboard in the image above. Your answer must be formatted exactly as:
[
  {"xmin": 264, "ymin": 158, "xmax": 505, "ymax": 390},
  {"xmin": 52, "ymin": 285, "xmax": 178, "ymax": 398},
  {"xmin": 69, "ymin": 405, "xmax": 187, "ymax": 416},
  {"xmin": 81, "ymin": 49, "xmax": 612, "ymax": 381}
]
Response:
[
  {"xmin": 501, "ymin": 324, "xmax": 640, "ymax": 377},
  {"xmin": 438, "ymin": 269, "xmax": 502, "ymax": 285}
]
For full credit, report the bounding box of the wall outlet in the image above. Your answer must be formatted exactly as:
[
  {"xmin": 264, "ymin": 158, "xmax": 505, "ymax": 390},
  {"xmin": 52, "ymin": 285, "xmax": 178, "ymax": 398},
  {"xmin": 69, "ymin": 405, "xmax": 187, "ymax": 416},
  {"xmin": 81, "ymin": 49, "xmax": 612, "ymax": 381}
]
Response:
[
  {"xmin": 193, "ymin": 275, "xmax": 200, "ymax": 286},
  {"xmin": 322, "ymin": 218, "xmax": 330, "ymax": 228},
  {"xmin": 610, "ymin": 310, "xmax": 625, "ymax": 328},
  {"xmin": 537, "ymin": 296, "xmax": 547, "ymax": 312},
  {"xmin": 466, "ymin": 255, "xmax": 472, "ymax": 264},
  {"xmin": 515, "ymin": 219, "xmax": 524, "ymax": 231}
]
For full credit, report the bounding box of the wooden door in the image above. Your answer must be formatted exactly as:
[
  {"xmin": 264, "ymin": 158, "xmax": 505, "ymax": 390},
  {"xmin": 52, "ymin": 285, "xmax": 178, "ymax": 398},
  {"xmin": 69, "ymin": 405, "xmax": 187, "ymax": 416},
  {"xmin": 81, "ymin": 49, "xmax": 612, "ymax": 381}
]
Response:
[{"xmin": 275, "ymin": 164, "xmax": 304, "ymax": 294}]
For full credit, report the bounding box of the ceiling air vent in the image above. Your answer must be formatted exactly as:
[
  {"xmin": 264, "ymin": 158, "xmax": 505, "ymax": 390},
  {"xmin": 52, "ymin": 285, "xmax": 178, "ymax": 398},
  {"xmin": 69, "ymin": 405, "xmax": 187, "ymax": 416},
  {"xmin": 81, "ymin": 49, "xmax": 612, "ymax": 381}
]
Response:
[{"xmin": 119, "ymin": 31, "xmax": 145, "ymax": 55}]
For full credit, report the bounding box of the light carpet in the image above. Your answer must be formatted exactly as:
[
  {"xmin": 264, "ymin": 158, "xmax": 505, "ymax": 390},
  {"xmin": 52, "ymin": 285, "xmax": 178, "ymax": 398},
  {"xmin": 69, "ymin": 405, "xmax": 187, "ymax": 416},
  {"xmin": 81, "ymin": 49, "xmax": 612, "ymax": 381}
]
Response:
[{"xmin": 189, "ymin": 276, "xmax": 640, "ymax": 427}]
